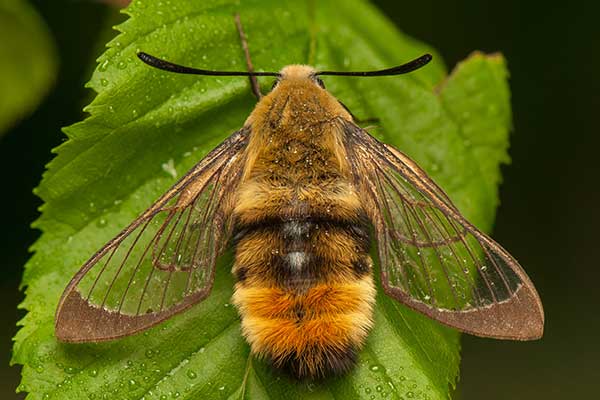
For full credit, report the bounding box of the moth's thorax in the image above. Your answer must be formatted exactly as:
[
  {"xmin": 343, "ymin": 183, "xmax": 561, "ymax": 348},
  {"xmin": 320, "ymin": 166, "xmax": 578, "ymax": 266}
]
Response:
[{"xmin": 242, "ymin": 65, "xmax": 353, "ymax": 183}]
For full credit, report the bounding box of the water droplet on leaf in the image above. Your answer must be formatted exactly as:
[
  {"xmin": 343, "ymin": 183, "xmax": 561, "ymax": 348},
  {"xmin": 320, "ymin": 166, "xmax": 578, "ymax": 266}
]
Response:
[{"xmin": 186, "ymin": 370, "xmax": 197, "ymax": 379}]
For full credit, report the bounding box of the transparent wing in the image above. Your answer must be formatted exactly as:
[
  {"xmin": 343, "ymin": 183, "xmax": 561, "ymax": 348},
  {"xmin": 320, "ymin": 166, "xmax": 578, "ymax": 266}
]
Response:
[
  {"xmin": 55, "ymin": 127, "xmax": 249, "ymax": 342},
  {"xmin": 343, "ymin": 121, "xmax": 544, "ymax": 340}
]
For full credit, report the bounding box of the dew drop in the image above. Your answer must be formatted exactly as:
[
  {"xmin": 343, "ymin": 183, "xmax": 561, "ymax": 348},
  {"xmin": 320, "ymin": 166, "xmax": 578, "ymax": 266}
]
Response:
[
  {"xmin": 145, "ymin": 349, "xmax": 154, "ymax": 358},
  {"xmin": 35, "ymin": 364, "xmax": 45, "ymax": 373},
  {"xmin": 387, "ymin": 380, "xmax": 396, "ymax": 391},
  {"xmin": 370, "ymin": 364, "xmax": 381, "ymax": 372},
  {"xmin": 132, "ymin": 109, "xmax": 138, "ymax": 118},
  {"xmin": 406, "ymin": 392, "xmax": 415, "ymax": 398},
  {"xmin": 98, "ymin": 60, "xmax": 109, "ymax": 72},
  {"xmin": 88, "ymin": 369, "xmax": 98, "ymax": 377},
  {"xmin": 65, "ymin": 366, "xmax": 78, "ymax": 374},
  {"xmin": 117, "ymin": 61, "xmax": 127, "ymax": 70},
  {"xmin": 186, "ymin": 370, "xmax": 197, "ymax": 379},
  {"xmin": 100, "ymin": 78, "xmax": 109, "ymax": 87}
]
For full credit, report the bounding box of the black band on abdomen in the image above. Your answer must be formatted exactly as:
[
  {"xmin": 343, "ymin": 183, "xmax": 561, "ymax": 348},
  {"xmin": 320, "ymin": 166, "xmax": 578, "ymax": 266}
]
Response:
[{"xmin": 232, "ymin": 213, "xmax": 372, "ymax": 286}]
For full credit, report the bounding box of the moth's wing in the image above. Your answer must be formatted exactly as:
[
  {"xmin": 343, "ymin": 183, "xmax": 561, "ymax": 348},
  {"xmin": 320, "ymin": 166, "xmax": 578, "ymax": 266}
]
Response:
[
  {"xmin": 343, "ymin": 121, "xmax": 544, "ymax": 340},
  {"xmin": 55, "ymin": 127, "xmax": 250, "ymax": 342}
]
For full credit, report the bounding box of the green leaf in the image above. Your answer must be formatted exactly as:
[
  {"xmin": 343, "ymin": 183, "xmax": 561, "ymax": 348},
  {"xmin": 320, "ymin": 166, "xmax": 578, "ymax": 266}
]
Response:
[
  {"xmin": 0, "ymin": 0, "xmax": 57, "ymax": 136},
  {"xmin": 13, "ymin": 1, "xmax": 511, "ymax": 399},
  {"xmin": 437, "ymin": 52, "xmax": 512, "ymax": 229}
]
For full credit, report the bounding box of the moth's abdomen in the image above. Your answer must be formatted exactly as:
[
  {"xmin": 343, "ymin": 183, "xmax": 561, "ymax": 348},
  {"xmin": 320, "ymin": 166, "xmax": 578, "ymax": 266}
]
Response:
[
  {"xmin": 233, "ymin": 274, "xmax": 375, "ymax": 379},
  {"xmin": 232, "ymin": 194, "xmax": 376, "ymax": 379}
]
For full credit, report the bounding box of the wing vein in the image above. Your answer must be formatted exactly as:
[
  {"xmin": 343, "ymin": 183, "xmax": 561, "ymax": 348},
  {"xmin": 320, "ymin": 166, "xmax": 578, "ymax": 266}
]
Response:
[{"xmin": 100, "ymin": 217, "xmax": 154, "ymax": 308}]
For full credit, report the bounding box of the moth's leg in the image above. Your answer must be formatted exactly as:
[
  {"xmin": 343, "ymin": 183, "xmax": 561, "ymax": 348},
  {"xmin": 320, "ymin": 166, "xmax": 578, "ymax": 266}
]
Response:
[
  {"xmin": 338, "ymin": 99, "xmax": 380, "ymax": 124},
  {"xmin": 354, "ymin": 116, "xmax": 380, "ymax": 124},
  {"xmin": 234, "ymin": 13, "xmax": 262, "ymax": 100}
]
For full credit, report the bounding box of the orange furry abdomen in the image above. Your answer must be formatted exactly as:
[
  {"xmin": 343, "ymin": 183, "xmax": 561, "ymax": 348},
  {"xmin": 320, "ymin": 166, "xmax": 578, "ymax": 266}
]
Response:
[{"xmin": 232, "ymin": 278, "xmax": 375, "ymax": 378}]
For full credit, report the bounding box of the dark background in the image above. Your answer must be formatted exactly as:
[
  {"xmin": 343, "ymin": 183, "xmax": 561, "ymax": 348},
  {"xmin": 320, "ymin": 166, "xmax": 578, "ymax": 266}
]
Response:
[{"xmin": 1, "ymin": 1, "xmax": 598, "ymax": 398}]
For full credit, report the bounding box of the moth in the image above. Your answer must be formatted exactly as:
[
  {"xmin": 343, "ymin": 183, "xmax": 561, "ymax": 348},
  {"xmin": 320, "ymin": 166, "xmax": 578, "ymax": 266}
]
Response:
[{"xmin": 55, "ymin": 16, "xmax": 544, "ymax": 379}]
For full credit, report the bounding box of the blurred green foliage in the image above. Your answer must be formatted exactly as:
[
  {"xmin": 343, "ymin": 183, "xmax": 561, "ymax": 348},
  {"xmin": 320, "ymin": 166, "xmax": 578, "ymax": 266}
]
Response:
[{"xmin": 0, "ymin": 0, "xmax": 57, "ymax": 136}]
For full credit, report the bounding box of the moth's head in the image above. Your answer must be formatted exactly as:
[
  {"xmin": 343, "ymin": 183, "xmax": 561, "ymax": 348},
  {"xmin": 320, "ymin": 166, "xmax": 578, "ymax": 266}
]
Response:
[{"xmin": 271, "ymin": 65, "xmax": 326, "ymax": 91}]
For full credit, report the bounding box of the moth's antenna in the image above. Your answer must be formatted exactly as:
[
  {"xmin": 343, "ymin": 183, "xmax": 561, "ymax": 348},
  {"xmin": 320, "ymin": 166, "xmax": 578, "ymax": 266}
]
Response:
[
  {"xmin": 137, "ymin": 52, "xmax": 280, "ymax": 77},
  {"xmin": 137, "ymin": 52, "xmax": 431, "ymax": 78},
  {"xmin": 316, "ymin": 54, "xmax": 432, "ymax": 77}
]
